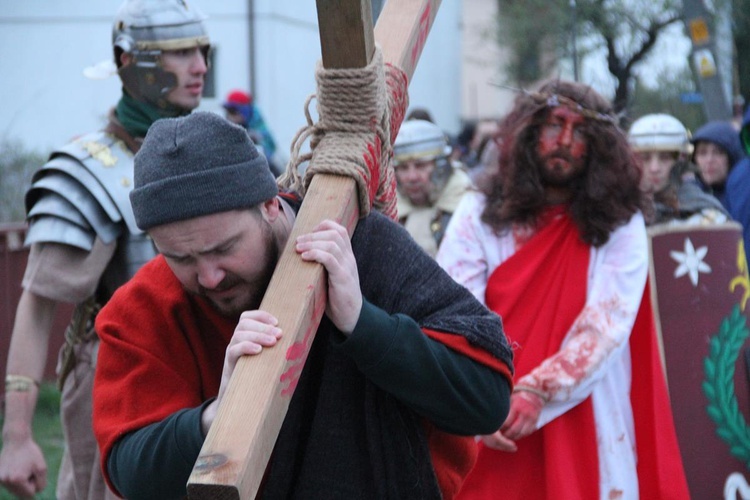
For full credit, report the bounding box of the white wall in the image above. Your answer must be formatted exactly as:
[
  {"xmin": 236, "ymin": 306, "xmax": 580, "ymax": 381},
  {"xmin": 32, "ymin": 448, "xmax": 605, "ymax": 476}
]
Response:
[
  {"xmin": 249, "ymin": 1, "xmax": 323, "ymax": 165},
  {"xmin": 402, "ymin": 0, "xmax": 462, "ymax": 136},
  {"xmin": 0, "ymin": 1, "xmax": 125, "ymax": 152}
]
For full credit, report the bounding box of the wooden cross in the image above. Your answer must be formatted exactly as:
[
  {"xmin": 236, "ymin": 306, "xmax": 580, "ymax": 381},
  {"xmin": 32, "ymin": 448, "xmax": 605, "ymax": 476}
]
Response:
[{"xmin": 187, "ymin": 1, "xmax": 441, "ymax": 498}]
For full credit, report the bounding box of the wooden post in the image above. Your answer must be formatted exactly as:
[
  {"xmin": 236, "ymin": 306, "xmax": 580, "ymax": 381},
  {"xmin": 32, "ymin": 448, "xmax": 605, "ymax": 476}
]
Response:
[{"xmin": 187, "ymin": 2, "xmax": 441, "ymax": 498}]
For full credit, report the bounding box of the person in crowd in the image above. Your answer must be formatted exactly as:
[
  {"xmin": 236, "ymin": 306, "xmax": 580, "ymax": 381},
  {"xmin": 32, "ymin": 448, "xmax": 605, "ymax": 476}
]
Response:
[
  {"xmin": 628, "ymin": 113, "xmax": 728, "ymax": 226},
  {"xmin": 691, "ymin": 120, "xmax": 745, "ymax": 209},
  {"xmin": 451, "ymin": 120, "xmax": 478, "ymax": 165},
  {"xmin": 469, "ymin": 133, "xmax": 502, "ymax": 190},
  {"xmin": 92, "ymin": 111, "xmax": 514, "ymax": 499},
  {"xmin": 222, "ymin": 88, "xmax": 282, "ymax": 176},
  {"xmin": 726, "ymin": 107, "xmax": 750, "ymax": 263},
  {"xmin": 437, "ymin": 79, "xmax": 688, "ymax": 499},
  {"xmin": 393, "ymin": 119, "xmax": 472, "ymax": 257},
  {"xmin": 451, "ymin": 119, "xmax": 500, "ymax": 171},
  {"xmin": 0, "ymin": 1, "xmax": 210, "ymax": 498}
]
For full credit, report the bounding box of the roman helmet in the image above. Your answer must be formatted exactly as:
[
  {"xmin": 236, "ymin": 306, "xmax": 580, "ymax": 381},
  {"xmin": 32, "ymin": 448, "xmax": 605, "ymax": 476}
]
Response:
[
  {"xmin": 393, "ymin": 119, "xmax": 454, "ymax": 190},
  {"xmin": 628, "ymin": 113, "xmax": 691, "ymax": 155},
  {"xmin": 113, "ymin": 0, "xmax": 210, "ymax": 108}
]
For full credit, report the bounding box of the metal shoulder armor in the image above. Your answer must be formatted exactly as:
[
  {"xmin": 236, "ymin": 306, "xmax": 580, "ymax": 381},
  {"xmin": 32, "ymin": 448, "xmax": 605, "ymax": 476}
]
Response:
[{"xmin": 24, "ymin": 130, "xmax": 141, "ymax": 250}]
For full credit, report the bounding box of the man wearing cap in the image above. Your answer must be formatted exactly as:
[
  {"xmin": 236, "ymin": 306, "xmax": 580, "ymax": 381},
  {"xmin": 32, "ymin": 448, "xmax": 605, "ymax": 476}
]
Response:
[
  {"xmin": 0, "ymin": 1, "xmax": 210, "ymax": 498},
  {"xmin": 92, "ymin": 111, "xmax": 514, "ymax": 499},
  {"xmin": 222, "ymin": 88, "xmax": 282, "ymax": 176},
  {"xmin": 393, "ymin": 119, "xmax": 472, "ymax": 257},
  {"xmin": 723, "ymin": 108, "xmax": 750, "ymax": 264}
]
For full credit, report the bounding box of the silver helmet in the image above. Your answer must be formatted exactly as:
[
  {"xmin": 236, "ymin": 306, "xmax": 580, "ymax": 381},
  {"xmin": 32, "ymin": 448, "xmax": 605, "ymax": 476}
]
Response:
[
  {"xmin": 394, "ymin": 120, "xmax": 452, "ymax": 164},
  {"xmin": 628, "ymin": 113, "xmax": 691, "ymax": 155},
  {"xmin": 113, "ymin": 0, "xmax": 210, "ymax": 108},
  {"xmin": 393, "ymin": 119, "xmax": 453, "ymax": 192}
]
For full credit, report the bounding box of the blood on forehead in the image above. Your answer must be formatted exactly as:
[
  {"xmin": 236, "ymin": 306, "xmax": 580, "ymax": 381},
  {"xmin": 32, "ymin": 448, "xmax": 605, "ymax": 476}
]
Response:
[{"xmin": 547, "ymin": 106, "xmax": 586, "ymax": 126}]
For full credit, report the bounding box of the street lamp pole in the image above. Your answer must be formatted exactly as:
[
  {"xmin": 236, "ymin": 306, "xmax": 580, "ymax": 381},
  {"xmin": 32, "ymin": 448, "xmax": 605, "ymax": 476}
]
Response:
[{"xmin": 682, "ymin": 0, "xmax": 732, "ymax": 120}]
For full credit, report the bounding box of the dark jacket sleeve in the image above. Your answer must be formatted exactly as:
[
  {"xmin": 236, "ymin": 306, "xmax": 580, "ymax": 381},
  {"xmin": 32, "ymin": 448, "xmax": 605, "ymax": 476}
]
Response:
[
  {"xmin": 107, "ymin": 400, "xmax": 211, "ymax": 500},
  {"xmin": 353, "ymin": 211, "xmax": 513, "ymax": 366},
  {"xmin": 341, "ymin": 299, "xmax": 510, "ymax": 435}
]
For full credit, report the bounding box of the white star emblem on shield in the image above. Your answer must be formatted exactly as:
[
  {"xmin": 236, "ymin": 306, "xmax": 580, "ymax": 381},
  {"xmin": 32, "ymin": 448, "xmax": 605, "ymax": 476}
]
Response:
[{"xmin": 670, "ymin": 237, "xmax": 711, "ymax": 286}]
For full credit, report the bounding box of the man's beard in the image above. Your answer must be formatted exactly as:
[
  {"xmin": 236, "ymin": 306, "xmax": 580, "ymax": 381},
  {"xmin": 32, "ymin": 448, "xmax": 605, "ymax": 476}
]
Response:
[
  {"xmin": 197, "ymin": 220, "xmax": 281, "ymax": 317},
  {"xmin": 538, "ymin": 150, "xmax": 585, "ymax": 187}
]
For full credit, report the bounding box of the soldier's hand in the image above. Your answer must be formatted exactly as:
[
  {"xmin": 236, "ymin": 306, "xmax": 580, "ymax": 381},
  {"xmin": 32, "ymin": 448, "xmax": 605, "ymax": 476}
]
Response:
[{"xmin": 0, "ymin": 435, "xmax": 47, "ymax": 498}]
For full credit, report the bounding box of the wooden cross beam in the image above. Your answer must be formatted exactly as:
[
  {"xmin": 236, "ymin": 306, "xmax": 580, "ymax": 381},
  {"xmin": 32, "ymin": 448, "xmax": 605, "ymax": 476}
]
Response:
[{"xmin": 187, "ymin": 1, "xmax": 441, "ymax": 498}]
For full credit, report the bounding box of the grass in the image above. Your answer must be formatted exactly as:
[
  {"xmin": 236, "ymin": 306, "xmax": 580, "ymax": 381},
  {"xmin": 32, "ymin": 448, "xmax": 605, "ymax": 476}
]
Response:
[{"xmin": 0, "ymin": 383, "xmax": 64, "ymax": 500}]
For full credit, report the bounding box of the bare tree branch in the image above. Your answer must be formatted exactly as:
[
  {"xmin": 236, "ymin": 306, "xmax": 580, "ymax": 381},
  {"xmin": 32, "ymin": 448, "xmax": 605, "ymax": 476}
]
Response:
[{"xmin": 494, "ymin": 0, "xmax": 684, "ymax": 113}]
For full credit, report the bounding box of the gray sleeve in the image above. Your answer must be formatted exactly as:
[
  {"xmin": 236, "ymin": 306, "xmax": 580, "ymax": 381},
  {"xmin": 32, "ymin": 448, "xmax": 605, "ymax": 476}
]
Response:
[{"xmin": 22, "ymin": 240, "xmax": 116, "ymax": 303}]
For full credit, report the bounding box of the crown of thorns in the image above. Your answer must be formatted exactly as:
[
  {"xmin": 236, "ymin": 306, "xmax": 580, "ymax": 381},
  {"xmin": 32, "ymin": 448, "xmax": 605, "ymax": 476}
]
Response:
[{"xmin": 525, "ymin": 90, "xmax": 619, "ymax": 125}]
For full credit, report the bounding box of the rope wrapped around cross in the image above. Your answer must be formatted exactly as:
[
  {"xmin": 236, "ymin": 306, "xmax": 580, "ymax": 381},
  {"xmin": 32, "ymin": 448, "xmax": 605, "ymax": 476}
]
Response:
[{"xmin": 279, "ymin": 47, "xmax": 409, "ymax": 220}]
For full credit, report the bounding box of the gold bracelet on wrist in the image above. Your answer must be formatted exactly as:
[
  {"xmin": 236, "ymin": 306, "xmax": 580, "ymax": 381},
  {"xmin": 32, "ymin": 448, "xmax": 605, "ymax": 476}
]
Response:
[{"xmin": 5, "ymin": 375, "xmax": 40, "ymax": 393}]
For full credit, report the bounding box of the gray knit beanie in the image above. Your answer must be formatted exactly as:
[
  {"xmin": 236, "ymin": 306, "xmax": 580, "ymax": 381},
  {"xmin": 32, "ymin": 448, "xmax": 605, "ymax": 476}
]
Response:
[{"xmin": 130, "ymin": 111, "xmax": 279, "ymax": 230}]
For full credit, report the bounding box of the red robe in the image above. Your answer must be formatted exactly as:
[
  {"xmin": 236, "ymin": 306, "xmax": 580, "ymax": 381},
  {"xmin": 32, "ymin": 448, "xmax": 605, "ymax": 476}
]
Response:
[{"xmin": 457, "ymin": 211, "xmax": 689, "ymax": 499}]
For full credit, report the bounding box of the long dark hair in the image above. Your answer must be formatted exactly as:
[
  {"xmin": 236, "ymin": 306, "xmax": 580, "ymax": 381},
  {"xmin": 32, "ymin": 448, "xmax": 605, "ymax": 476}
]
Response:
[{"xmin": 481, "ymin": 80, "xmax": 650, "ymax": 247}]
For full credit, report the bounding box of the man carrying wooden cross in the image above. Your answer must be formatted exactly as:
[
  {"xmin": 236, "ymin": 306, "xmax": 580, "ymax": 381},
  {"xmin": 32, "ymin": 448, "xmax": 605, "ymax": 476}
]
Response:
[{"xmin": 91, "ymin": 111, "xmax": 513, "ymax": 499}]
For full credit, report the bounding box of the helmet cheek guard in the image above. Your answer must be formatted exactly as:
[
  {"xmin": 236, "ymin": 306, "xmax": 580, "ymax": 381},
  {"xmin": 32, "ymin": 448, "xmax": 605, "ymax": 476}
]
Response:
[
  {"xmin": 112, "ymin": 0, "xmax": 210, "ymax": 109},
  {"xmin": 429, "ymin": 156, "xmax": 453, "ymax": 194},
  {"xmin": 117, "ymin": 45, "xmax": 180, "ymax": 108}
]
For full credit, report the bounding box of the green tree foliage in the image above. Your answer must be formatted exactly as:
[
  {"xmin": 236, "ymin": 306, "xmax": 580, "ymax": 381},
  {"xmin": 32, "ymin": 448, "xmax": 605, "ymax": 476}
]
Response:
[
  {"xmin": 494, "ymin": 0, "xmax": 682, "ymax": 113},
  {"xmin": 0, "ymin": 140, "xmax": 43, "ymax": 223}
]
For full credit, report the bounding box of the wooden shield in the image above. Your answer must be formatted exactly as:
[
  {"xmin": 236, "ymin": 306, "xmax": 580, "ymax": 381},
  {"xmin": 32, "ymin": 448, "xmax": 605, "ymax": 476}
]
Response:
[{"xmin": 648, "ymin": 221, "xmax": 750, "ymax": 498}]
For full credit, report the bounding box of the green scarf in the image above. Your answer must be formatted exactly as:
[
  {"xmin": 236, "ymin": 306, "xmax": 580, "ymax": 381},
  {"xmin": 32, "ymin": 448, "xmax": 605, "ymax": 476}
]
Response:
[{"xmin": 115, "ymin": 91, "xmax": 190, "ymax": 139}]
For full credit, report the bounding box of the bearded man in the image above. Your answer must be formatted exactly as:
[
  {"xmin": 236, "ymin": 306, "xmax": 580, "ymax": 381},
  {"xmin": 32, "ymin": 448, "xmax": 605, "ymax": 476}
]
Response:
[{"xmin": 92, "ymin": 112, "xmax": 514, "ymax": 499}]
